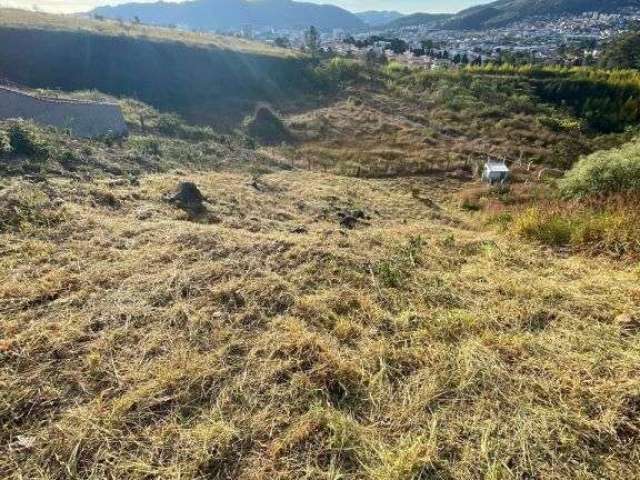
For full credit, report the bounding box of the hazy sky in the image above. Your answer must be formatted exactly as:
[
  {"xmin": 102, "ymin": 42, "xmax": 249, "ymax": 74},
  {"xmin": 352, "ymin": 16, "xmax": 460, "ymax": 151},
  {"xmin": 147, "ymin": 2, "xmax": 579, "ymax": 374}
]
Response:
[{"xmin": 0, "ymin": 0, "xmax": 487, "ymax": 14}]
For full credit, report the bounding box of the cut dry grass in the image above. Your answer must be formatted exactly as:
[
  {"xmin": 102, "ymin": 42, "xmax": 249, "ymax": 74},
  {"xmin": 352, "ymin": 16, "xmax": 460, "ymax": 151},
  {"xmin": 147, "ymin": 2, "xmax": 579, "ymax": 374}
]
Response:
[
  {"xmin": 1, "ymin": 89, "xmax": 640, "ymax": 479},
  {"xmin": 1, "ymin": 158, "xmax": 640, "ymax": 478}
]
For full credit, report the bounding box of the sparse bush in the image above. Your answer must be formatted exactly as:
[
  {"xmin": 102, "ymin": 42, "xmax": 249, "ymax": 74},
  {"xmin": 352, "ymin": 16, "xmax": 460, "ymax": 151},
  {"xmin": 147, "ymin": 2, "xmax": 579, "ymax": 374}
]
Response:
[
  {"xmin": 0, "ymin": 129, "xmax": 10, "ymax": 154},
  {"xmin": 57, "ymin": 149, "xmax": 81, "ymax": 169},
  {"xmin": 514, "ymin": 208, "xmax": 573, "ymax": 246},
  {"xmin": 6, "ymin": 122, "xmax": 50, "ymax": 161},
  {"xmin": 0, "ymin": 185, "xmax": 64, "ymax": 232},
  {"xmin": 244, "ymin": 105, "xmax": 292, "ymax": 146},
  {"xmin": 325, "ymin": 58, "xmax": 365, "ymax": 83},
  {"xmin": 560, "ymin": 138, "xmax": 640, "ymax": 197},
  {"xmin": 460, "ymin": 195, "xmax": 482, "ymax": 211},
  {"xmin": 513, "ymin": 200, "xmax": 640, "ymax": 257},
  {"xmin": 537, "ymin": 115, "xmax": 583, "ymax": 133},
  {"xmin": 130, "ymin": 136, "xmax": 162, "ymax": 155},
  {"xmin": 376, "ymin": 236, "xmax": 423, "ymax": 288},
  {"xmin": 156, "ymin": 113, "xmax": 183, "ymax": 136},
  {"xmin": 156, "ymin": 113, "xmax": 217, "ymax": 141}
]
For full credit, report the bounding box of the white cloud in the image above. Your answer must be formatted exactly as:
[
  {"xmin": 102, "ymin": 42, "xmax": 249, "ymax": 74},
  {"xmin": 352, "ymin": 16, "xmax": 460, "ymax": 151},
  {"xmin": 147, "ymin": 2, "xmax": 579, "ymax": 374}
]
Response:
[{"xmin": 0, "ymin": 0, "xmax": 181, "ymax": 13}]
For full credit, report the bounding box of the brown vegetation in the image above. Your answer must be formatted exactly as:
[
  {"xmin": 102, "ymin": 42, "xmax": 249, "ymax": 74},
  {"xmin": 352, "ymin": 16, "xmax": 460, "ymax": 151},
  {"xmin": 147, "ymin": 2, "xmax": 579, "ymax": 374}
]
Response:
[{"xmin": 280, "ymin": 81, "xmax": 598, "ymax": 178}]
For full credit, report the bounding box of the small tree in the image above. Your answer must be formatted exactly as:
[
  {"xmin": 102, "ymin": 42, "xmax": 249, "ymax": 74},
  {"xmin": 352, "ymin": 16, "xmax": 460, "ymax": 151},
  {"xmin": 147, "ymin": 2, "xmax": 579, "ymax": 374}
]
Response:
[
  {"xmin": 421, "ymin": 39, "xmax": 434, "ymax": 50},
  {"xmin": 304, "ymin": 26, "xmax": 321, "ymax": 57},
  {"xmin": 365, "ymin": 49, "xmax": 387, "ymax": 68},
  {"xmin": 274, "ymin": 37, "xmax": 291, "ymax": 49}
]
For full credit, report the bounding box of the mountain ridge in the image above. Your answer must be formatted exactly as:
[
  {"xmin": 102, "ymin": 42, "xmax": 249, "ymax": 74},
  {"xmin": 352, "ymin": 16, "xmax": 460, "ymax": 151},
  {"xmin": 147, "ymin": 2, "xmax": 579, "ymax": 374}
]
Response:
[
  {"xmin": 443, "ymin": 0, "xmax": 640, "ymax": 30},
  {"xmin": 355, "ymin": 10, "xmax": 404, "ymax": 27},
  {"xmin": 91, "ymin": 0, "xmax": 365, "ymax": 31},
  {"xmin": 381, "ymin": 12, "xmax": 453, "ymax": 30}
]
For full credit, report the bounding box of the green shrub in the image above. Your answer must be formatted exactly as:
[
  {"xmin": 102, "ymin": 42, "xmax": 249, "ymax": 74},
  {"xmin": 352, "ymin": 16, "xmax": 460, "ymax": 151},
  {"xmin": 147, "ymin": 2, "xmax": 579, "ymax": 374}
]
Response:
[
  {"xmin": 514, "ymin": 208, "xmax": 573, "ymax": 246},
  {"xmin": 0, "ymin": 129, "xmax": 10, "ymax": 154},
  {"xmin": 243, "ymin": 105, "xmax": 292, "ymax": 146},
  {"xmin": 7, "ymin": 122, "xmax": 50, "ymax": 161},
  {"xmin": 375, "ymin": 236, "xmax": 424, "ymax": 288},
  {"xmin": 560, "ymin": 138, "xmax": 640, "ymax": 197},
  {"xmin": 537, "ymin": 115, "xmax": 583, "ymax": 133}
]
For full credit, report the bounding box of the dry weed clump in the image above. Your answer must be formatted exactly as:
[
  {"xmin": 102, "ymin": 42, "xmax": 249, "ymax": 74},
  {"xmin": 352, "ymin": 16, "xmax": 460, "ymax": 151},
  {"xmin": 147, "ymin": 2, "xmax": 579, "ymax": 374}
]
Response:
[{"xmin": 512, "ymin": 195, "xmax": 640, "ymax": 258}]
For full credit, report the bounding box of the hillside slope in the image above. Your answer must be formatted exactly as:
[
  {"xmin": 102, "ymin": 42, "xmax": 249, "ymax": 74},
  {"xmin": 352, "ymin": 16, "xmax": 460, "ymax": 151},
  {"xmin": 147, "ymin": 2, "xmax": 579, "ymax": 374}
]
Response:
[
  {"xmin": 0, "ymin": 9, "xmax": 313, "ymax": 129},
  {"xmin": 444, "ymin": 0, "xmax": 639, "ymax": 29},
  {"xmin": 1, "ymin": 93, "xmax": 640, "ymax": 478},
  {"xmin": 91, "ymin": 0, "xmax": 365, "ymax": 31},
  {"xmin": 356, "ymin": 10, "xmax": 404, "ymax": 27},
  {"xmin": 381, "ymin": 12, "xmax": 452, "ymax": 30}
]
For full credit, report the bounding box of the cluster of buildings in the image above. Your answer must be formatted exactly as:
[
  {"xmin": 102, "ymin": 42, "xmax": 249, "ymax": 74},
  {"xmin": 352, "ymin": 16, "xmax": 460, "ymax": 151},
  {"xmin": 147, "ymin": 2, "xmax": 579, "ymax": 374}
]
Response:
[
  {"xmin": 367, "ymin": 10, "xmax": 639, "ymax": 69},
  {"xmin": 252, "ymin": 9, "xmax": 640, "ymax": 69}
]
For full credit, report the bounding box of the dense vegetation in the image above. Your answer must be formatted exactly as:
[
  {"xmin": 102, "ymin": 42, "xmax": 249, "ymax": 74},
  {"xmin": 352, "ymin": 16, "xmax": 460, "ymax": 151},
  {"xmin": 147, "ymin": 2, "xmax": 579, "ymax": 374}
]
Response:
[
  {"xmin": 465, "ymin": 65, "xmax": 640, "ymax": 133},
  {"xmin": 601, "ymin": 31, "xmax": 640, "ymax": 70}
]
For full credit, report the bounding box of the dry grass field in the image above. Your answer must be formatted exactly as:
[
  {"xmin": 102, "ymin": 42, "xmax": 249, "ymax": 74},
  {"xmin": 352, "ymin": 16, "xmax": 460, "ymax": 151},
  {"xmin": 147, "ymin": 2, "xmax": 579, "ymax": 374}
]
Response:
[
  {"xmin": 278, "ymin": 79, "xmax": 600, "ymax": 178},
  {"xmin": 1, "ymin": 90, "xmax": 640, "ymax": 479}
]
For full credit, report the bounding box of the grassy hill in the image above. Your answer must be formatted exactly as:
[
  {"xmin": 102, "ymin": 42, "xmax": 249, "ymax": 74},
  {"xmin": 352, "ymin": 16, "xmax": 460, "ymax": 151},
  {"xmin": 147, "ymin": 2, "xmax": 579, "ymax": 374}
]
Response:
[
  {"xmin": 2, "ymin": 46, "xmax": 640, "ymax": 478},
  {"xmin": 0, "ymin": 8, "xmax": 295, "ymax": 56},
  {"xmin": 0, "ymin": 9, "xmax": 312, "ymax": 129},
  {"xmin": 355, "ymin": 10, "xmax": 405, "ymax": 27},
  {"xmin": 91, "ymin": 0, "xmax": 366, "ymax": 32}
]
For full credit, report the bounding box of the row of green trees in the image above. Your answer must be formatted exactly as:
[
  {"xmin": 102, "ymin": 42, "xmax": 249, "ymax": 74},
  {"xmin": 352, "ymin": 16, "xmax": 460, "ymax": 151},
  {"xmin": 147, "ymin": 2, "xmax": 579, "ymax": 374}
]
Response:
[
  {"xmin": 465, "ymin": 65, "xmax": 640, "ymax": 133},
  {"xmin": 600, "ymin": 31, "xmax": 640, "ymax": 70}
]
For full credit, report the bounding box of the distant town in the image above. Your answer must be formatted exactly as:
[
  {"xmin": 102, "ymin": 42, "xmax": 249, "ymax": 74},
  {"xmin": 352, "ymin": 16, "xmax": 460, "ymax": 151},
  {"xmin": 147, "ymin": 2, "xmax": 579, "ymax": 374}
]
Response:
[{"xmin": 232, "ymin": 9, "xmax": 640, "ymax": 68}]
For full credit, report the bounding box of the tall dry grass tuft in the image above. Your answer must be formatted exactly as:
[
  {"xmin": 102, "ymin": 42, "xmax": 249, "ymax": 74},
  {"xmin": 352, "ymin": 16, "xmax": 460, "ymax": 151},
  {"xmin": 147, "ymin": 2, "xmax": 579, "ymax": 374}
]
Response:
[{"xmin": 513, "ymin": 195, "xmax": 640, "ymax": 258}]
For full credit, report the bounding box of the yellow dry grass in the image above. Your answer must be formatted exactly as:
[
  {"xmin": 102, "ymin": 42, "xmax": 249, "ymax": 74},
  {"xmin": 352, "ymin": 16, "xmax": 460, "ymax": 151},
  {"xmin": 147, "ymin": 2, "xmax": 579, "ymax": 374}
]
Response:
[
  {"xmin": 1, "ymin": 160, "xmax": 639, "ymax": 478},
  {"xmin": 281, "ymin": 86, "xmax": 585, "ymax": 178},
  {"xmin": 1, "ymin": 82, "xmax": 639, "ymax": 478}
]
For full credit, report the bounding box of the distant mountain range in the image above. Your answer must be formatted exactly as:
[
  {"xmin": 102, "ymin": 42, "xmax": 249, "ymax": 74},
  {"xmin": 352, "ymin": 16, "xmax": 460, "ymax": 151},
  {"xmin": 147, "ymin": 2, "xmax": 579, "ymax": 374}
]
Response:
[
  {"xmin": 355, "ymin": 10, "xmax": 404, "ymax": 27},
  {"xmin": 440, "ymin": 0, "xmax": 640, "ymax": 30},
  {"xmin": 90, "ymin": 0, "xmax": 640, "ymax": 33},
  {"xmin": 91, "ymin": 0, "xmax": 365, "ymax": 32}
]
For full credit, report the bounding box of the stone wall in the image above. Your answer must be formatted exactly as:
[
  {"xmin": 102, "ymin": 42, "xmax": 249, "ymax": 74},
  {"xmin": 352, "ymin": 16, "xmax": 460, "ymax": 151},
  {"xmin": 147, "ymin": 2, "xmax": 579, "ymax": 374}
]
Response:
[{"xmin": 0, "ymin": 86, "xmax": 128, "ymax": 138}]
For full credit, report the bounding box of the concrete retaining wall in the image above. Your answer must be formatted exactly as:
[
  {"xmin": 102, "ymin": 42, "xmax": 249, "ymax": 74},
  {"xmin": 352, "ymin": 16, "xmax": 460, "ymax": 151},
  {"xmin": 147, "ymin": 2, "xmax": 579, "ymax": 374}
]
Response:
[{"xmin": 0, "ymin": 86, "xmax": 128, "ymax": 138}]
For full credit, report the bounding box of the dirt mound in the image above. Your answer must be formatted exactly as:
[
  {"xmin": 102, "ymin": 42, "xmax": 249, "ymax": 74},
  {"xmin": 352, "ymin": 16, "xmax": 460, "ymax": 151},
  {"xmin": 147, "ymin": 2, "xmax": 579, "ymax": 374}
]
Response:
[{"xmin": 167, "ymin": 181, "xmax": 207, "ymax": 213}]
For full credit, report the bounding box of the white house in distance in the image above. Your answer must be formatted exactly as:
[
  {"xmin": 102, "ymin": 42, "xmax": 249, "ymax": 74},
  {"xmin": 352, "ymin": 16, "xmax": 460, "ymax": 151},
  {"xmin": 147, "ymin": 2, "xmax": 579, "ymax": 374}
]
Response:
[{"xmin": 482, "ymin": 160, "xmax": 510, "ymax": 184}]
